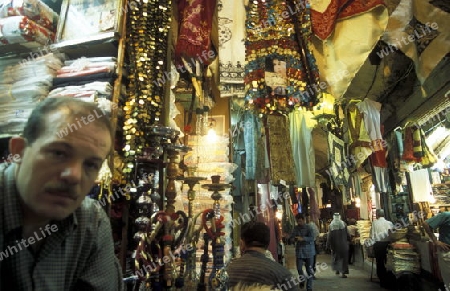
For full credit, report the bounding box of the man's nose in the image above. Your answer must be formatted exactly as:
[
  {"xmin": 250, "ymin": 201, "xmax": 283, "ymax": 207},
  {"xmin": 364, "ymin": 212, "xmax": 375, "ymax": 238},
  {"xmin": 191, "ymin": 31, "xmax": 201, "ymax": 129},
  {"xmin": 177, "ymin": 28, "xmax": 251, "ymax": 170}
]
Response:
[{"xmin": 60, "ymin": 162, "xmax": 83, "ymax": 184}]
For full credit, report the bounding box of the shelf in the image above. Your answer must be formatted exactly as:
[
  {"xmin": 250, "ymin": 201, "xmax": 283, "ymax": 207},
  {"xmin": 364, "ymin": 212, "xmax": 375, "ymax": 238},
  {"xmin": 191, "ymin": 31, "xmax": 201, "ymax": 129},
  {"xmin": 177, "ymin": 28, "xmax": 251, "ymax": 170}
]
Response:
[
  {"xmin": 0, "ymin": 32, "xmax": 120, "ymax": 61},
  {"xmin": 0, "ymin": 42, "xmax": 46, "ymax": 60},
  {"xmin": 50, "ymin": 32, "xmax": 118, "ymax": 51}
]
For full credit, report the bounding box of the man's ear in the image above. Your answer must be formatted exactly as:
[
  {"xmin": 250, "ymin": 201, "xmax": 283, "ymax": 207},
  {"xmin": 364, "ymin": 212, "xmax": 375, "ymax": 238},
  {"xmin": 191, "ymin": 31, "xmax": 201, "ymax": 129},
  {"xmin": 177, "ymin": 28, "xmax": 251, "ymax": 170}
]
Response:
[
  {"xmin": 9, "ymin": 137, "xmax": 26, "ymax": 163},
  {"xmin": 239, "ymin": 239, "xmax": 246, "ymax": 253}
]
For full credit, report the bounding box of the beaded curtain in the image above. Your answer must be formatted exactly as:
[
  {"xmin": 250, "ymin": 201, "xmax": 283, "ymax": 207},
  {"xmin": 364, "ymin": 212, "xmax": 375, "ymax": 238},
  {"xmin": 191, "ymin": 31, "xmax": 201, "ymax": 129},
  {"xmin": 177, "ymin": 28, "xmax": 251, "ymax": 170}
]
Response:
[
  {"xmin": 245, "ymin": 0, "xmax": 321, "ymax": 115},
  {"xmin": 122, "ymin": 0, "xmax": 172, "ymax": 180}
]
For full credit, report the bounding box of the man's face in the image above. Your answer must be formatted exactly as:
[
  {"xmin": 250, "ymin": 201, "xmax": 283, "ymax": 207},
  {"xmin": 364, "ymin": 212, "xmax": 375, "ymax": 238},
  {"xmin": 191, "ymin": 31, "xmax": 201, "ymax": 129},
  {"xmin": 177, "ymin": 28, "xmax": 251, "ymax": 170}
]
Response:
[
  {"xmin": 305, "ymin": 215, "xmax": 311, "ymax": 224},
  {"xmin": 297, "ymin": 217, "xmax": 305, "ymax": 226},
  {"xmin": 11, "ymin": 110, "xmax": 111, "ymax": 221}
]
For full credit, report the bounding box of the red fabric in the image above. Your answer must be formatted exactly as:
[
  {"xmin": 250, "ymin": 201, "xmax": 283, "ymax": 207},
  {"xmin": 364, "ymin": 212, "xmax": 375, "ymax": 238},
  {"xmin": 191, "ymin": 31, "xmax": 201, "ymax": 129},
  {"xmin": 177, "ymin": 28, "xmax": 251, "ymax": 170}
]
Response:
[
  {"xmin": 370, "ymin": 148, "xmax": 388, "ymax": 167},
  {"xmin": 311, "ymin": 0, "xmax": 386, "ymax": 40},
  {"xmin": 402, "ymin": 126, "xmax": 420, "ymax": 162},
  {"xmin": 175, "ymin": 0, "xmax": 217, "ymax": 66}
]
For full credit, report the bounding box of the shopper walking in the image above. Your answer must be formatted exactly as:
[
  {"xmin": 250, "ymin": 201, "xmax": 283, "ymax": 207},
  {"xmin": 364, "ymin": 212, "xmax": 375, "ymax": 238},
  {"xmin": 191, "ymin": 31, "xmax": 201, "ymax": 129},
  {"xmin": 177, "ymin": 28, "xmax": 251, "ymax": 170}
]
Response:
[
  {"xmin": 305, "ymin": 213, "xmax": 320, "ymax": 275},
  {"xmin": 289, "ymin": 213, "xmax": 315, "ymax": 291},
  {"xmin": 347, "ymin": 218, "xmax": 358, "ymax": 265},
  {"xmin": 326, "ymin": 213, "xmax": 349, "ymax": 278},
  {"xmin": 423, "ymin": 211, "xmax": 450, "ymax": 290},
  {"xmin": 0, "ymin": 98, "xmax": 123, "ymax": 290},
  {"xmin": 369, "ymin": 209, "xmax": 394, "ymax": 288},
  {"xmin": 227, "ymin": 222, "xmax": 300, "ymax": 291}
]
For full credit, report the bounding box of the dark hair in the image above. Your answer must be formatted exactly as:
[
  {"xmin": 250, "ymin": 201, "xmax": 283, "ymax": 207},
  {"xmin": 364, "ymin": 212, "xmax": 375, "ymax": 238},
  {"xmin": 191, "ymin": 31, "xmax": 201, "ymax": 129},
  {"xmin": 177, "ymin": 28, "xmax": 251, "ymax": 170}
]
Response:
[
  {"xmin": 241, "ymin": 222, "xmax": 270, "ymax": 249},
  {"xmin": 23, "ymin": 97, "xmax": 113, "ymax": 145},
  {"xmin": 295, "ymin": 213, "xmax": 305, "ymax": 220},
  {"xmin": 376, "ymin": 209, "xmax": 385, "ymax": 218}
]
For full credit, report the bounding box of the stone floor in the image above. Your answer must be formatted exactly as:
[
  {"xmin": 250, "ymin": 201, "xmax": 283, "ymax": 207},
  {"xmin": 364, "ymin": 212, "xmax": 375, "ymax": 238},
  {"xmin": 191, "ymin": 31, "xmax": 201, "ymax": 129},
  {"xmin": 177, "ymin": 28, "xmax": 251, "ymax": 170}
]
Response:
[{"xmin": 283, "ymin": 245, "xmax": 442, "ymax": 291}]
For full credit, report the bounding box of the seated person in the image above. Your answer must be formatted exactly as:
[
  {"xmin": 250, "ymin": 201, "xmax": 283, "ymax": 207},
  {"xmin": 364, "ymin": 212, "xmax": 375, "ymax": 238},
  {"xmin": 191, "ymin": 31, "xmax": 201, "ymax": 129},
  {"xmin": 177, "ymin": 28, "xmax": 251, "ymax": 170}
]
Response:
[
  {"xmin": 227, "ymin": 222, "xmax": 300, "ymax": 291},
  {"xmin": 0, "ymin": 98, "xmax": 123, "ymax": 290}
]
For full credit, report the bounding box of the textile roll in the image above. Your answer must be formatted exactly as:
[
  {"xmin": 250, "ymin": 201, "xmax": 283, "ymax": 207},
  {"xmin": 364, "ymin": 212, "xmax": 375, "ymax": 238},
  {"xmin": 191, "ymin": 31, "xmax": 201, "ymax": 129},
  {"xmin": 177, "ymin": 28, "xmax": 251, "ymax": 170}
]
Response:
[
  {"xmin": 0, "ymin": 0, "xmax": 59, "ymax": 32},
  {"xmin": 0, "ymin": 15, "xmax": 55, "ymax": 45}
]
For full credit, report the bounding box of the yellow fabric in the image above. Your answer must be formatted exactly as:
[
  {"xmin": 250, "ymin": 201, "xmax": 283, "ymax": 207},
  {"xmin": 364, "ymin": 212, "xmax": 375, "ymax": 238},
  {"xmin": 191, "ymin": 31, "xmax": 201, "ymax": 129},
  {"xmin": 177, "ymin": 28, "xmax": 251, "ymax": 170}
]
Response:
[
  {"xmin": 311, "ymin": 5, "xmax": 388, "ymax": 99},
  {"xmin": 381, "ymin": 0, "xmax": 450, "ymax": 84},
  {"xmin": 346, "ymin": 100, "xmax": 372, "ymax": 168}
]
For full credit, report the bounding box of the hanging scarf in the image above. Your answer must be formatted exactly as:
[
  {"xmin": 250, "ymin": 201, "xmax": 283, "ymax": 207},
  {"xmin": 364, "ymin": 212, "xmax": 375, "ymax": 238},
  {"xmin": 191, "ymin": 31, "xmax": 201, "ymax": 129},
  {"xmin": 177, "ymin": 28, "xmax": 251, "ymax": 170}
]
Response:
[
  {"xmin": 266, "ymin": 115, "xmax": 296, "ymax": 184},
  {"xmin": 311, "ymin": 0, "xmax": 385, "ymax": 40},
  {"xmin": 175, "ymin": 0, "xmax": 217, "ymax": 66},
  {"xmin": 412, "ymin": 125, "xmax": 424, "ymax": 158},
  {"xmin": 402, "ymin": 125, "xmax": 419, "ymax": 162}
]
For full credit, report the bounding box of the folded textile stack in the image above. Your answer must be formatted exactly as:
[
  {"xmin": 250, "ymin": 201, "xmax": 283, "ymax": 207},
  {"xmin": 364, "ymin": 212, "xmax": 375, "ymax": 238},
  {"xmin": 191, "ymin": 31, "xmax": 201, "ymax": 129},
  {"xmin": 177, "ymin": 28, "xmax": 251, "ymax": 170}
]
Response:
[
  {"xmin": 0, "ymin": 52, "xmax": 63, "ymax": 134},
  {"xmin": 357, "ymin": 220, "xmax": 372, "ymax": 245},
  {"xmin": 0, "ymin": 0, "xmax": 59, "ymax": 45},
  {"xmin": 386, "ymin": 244, "xmax": 421, "ymax": 276},
  {"xmin": 49, "ymin": 57, "xmax": 118, "ymax": 114}
]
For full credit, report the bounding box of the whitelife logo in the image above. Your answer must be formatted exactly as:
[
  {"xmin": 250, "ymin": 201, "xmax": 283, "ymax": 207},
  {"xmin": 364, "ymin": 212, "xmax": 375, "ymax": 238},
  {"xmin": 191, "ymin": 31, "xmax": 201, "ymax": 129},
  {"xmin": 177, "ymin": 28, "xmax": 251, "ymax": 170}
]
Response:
[{"xmin": 0, "ymin": 223, "xmax": 58, "ymax": 261}]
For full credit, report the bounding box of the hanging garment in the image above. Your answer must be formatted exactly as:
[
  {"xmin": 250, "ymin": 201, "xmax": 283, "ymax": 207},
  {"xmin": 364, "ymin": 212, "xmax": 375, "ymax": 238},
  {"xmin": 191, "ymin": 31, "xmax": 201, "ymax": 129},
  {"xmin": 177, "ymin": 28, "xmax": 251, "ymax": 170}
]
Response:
[
  {"xmin": 412, "ymin": 125, "xmax": 424, "ymax": 158},
  {"xmin": 310, "ymin": 0, "xmax": 385, "ymax": 40},
  {"xmin": 409, "ymin": 169, "xmax": 433, "ymax": 202},
  {"xmin": 308, "ymin": 188, "xmax": 320, "ymax": 223},
  {"xmin": 256, "ymin": 131, "xmax": 270, "ymax": 184},
  {"xmin": 243, "ymin": 112, "xmax": 260, "ymax": 180},
  {"xmin": 218, "ymin": 0, "xmax": 246, "ymax": 98},
  {"xmin": 245, "ymin": 0, "xmax": 321, "ymax": 114},
  {"xmin": 356, "ymin": 98, "xmax": 384, "ymax": 151},
  {"xmin": 345, "ymin": 100, "xmax": 372, "ymax": 168},
  {"xmin": 266, "ymin": 115, "xmax": 296, "ymax": 184},
  {"xmin": 289, "ymin": 110, "xmax": 316, "ymax": 187},
  {"xmin": 402, "ymin": 125, "xmax": 420, "ymax": 163},
  {"xmin": 419, "ymin": 128, "xmax": 438, "ymax": 168},
  {"xmin": 372, "ymin": 166, "xmax": 389, "ymax": 193},
  {"xmin": 283, "ymin": 195, "xmax": 296, "ymax": 235},
  {"xmin": 174, "ymin": 0, "xmax": 217, "ymax": 66},
  {"xmin": 310, "ymin": 1, "xmax": 388, "ymax": 99},
  {"xmin": 349, "ymin": 173, "xmax": 362, "ymax": 198},
  {"xmin": 328, "ymin": 132, "xmax": 349, "ymax": 185},
  {"xmin": 381, "ymin": 0, "xmax": 450, "ymax": 84}
]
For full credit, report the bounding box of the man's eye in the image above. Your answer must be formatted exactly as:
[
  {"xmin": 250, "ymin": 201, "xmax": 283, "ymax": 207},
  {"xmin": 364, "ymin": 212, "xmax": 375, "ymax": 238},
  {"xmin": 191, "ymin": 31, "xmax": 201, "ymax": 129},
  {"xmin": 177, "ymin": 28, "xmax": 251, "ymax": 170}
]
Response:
[
  {"xmin": 50, "ymin": 150, "xmax": 66, "ymax": 158},
  {"xmin": 85, "ymin": 162, "xmax": 100, "ymax": 171}
]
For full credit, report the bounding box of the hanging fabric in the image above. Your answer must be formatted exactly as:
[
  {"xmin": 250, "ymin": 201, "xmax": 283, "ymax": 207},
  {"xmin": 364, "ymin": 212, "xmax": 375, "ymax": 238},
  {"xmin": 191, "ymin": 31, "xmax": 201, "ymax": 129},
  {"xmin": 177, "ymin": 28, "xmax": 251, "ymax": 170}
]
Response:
[
  {"xmin": 266, "ymin": 115, "xmax": 296, "ymax": 184},
  {"xmin": 402, "ymin": 125, "xmax": 420, "ymax": 163},
  {"xmin": 244, "ymin": 0, "xmax": 321, "ymax": 115},
  {"xmin": 289, "ymin": 110, "xmax": 316, "ymax": 187},
  {"xmin": 345, "ymin": 100, "xmax": 372, "ymax": 169},
  {"xmin": 243, "ymin": 111, "xmax": 260, "ymax": 180},
  {"xmin": 217, "ymin": 0, "xmax": 246, "ymax": 98},
  {"xmin": 174, "ymin": 0, "xmax": 217, "ymax": 66},
  {"xmin": 381, "ymin": 0, "xmax": 450, "ymax": 84},
  {"xmin": 419, "ymin": 128, "xmax": 438, "ymax": 168},
  {"xmin": 310, "ymin": 0, "xmax": 388, "ymax": 99},
  {"xmin": 412, "ymin": 124, "xmax": 424, "ymax": 158},
  {"xmin": 308, "ymin": 188, "xmax": 320, "ymax": 223}
]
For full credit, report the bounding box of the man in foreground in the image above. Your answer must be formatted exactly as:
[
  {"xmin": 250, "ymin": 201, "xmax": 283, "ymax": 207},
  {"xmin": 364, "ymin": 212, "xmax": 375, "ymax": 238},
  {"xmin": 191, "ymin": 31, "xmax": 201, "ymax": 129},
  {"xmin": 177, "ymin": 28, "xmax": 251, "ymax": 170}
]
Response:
[
  {"xmin": 423, "ymin": 211, "xmax": 450, "ymax": 290},
  {"xmin": 369, "ymin": 209, "xmax": 394, "ymax": 289},
  {"xmin": 289, "ymin": 213, "xmax": 315, "ymax": 291},
  {"xmin": 0, "ymin": 98, "xmax": 123, "ymax": 290},
  {"xmin": 227, "ymin": 222, "xmax": 301, "ymax": 291}
]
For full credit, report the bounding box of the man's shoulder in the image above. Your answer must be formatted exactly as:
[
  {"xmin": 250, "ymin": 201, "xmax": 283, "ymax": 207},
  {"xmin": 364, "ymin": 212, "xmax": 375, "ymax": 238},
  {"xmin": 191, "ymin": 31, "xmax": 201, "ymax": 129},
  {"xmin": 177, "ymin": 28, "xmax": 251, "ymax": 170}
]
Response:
[{"xmin": 75, "ymin": 197, "xmax": 110, "ymax": 228}]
